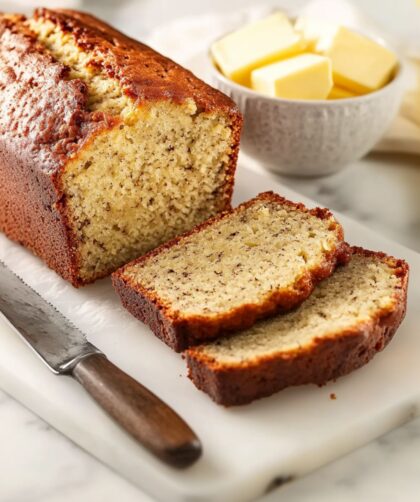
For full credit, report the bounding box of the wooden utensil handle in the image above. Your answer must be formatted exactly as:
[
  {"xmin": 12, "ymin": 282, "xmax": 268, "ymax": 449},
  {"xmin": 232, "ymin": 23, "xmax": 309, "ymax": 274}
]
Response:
[{"xmin": 72, "ymin": 353, "xmax": 201, "ymax": 468}]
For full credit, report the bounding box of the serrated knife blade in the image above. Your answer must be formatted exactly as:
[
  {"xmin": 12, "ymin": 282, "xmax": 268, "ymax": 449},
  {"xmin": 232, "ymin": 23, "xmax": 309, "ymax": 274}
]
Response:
[
  {"xmin": 0, "ymin": 259, "xmax": 201, "ymax": 468},
  {"xmin": 0, "ymin": 260, "xmax": 101, "ymax": 373}
]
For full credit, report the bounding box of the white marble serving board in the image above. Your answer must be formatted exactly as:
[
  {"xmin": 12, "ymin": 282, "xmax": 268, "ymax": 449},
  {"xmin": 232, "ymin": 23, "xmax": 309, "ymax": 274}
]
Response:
[{"xmin": 0, "ymin": 162, "xmax": 419, "ymax": 502}]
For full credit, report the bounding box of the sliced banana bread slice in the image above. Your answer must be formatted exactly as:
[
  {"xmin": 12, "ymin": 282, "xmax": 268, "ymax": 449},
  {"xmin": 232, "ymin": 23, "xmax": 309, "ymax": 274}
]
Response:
[
  {"xmin": 112, "ymin": 192, "xmax": 349, "ymax": 351},
  {"xmin": 186, "ymin": 248, "xmax": 409, "ymax": 405}
]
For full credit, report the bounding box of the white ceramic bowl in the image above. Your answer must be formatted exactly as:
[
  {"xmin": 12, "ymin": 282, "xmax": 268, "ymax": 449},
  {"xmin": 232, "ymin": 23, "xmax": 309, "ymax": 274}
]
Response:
[{"xmin": 209, "ymin": 41, "xmax": 404, "ymax": 177}]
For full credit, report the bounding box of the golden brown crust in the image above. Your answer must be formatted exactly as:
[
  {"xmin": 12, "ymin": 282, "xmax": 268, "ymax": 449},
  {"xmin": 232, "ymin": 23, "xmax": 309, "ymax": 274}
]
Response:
[
  {"xmin": 185, "ymin": 247, "xmax": 409, "ymax": 406},
  {"xmin": 0, "ymin": 12, "xmax": 93, "ymax": 284},
  {"xmin": 112, "ymin": 192, "xmax": 350, "ymax": 352},
  {"xmin": 0, "ymin": 9, "xmax": 241, "ymax": 287},
  {"xmin": 35, "ymin": 8, "xmax": 240, "ymax": 114}
]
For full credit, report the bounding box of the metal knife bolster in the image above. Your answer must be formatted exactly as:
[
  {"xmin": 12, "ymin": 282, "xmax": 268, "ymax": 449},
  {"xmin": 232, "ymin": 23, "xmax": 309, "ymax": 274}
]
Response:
[
  {"xmin": 54, "ymin": 343, "xmax": 103, "ymax": 373},
  {"xmin": 0, "ymin": 260, "xmax": 102, "ymax": 374}
]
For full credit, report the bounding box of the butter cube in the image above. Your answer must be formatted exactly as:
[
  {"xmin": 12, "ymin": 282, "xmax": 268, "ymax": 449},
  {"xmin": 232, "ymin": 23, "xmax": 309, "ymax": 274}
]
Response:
[
  {"xmin": 251, "ymin": 53, "xmax": 333, "ymax": 100},
  {"xmin": 211, "ymin": 12, "xmax": 304, "ymax": 87},
  {"xmin": 325, "ymin": 27, "xmax": 398, "ymax": 93},
  {"xmin": 328, "ymin": 86, "xmax": 357, "ymax": 99},
  {"xmin": 294, "ymin": 16, "xmax": 338, "ymax": 53}
]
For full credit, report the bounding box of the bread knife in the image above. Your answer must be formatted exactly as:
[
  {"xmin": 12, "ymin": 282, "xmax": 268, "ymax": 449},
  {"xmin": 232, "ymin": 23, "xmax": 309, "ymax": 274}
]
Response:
[{"xmin": 0, "ymin": 260, "xmax": 201, "ymax": 468}]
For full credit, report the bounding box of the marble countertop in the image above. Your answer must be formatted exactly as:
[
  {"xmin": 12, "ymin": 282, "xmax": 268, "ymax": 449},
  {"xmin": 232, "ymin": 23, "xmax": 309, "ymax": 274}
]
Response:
[{"xmin": 1, "ymin": 1, "xmax": 420, "ymax": 501}]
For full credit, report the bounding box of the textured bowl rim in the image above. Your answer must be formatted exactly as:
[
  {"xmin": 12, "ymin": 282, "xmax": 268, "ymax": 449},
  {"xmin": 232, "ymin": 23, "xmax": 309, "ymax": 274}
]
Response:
[{"xmin": 209, "ymin": 25, "xmax": 404, "ymax": 106}]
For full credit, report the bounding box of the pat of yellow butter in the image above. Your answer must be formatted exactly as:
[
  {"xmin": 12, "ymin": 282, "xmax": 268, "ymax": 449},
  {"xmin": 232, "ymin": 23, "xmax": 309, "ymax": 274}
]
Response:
[
  {"xmin": 328, "ymin": 86, "xmax": 357, "ymax": 99},
  {"xmin": 211, "ymin": 12, "xmax": 305, "ymax": 87},
  {"xmin": 294, "ymin": 16, "xmax": 338, "ymax": 53},
  {"xmin": 251, "ymin": 53, "xmax": 333, "ymax": 100},
  {"xmin": 325, "ymin": 27, "xmax": 398, "ymax": 93}
]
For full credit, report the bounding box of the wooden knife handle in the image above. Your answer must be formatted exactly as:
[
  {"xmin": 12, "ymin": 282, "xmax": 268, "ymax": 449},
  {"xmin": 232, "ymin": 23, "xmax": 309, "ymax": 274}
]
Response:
[{"xmin": 72, "ymin": 353, "xmax": 202, "ymax": 468}]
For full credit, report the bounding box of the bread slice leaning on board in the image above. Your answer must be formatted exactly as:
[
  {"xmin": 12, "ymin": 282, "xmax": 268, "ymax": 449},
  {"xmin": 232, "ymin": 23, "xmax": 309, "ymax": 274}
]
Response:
[
  {"xmin": 186, "ymin": 247, "xmax": 409, "ymax": 405},
  {"xmin": 112, "ymin": 192, "xmax": 350, "ymax": 351}
]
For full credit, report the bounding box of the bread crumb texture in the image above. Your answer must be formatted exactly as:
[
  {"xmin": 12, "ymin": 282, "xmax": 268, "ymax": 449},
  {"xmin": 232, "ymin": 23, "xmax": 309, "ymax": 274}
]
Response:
[
  {"xmin": 122, "ymin": 196, "xmax": 342, "ymax": 316},
  {"xmin": 28, "ymin": 18, "xmax": 234, "ymax": 282},
  {"xmin": 197, "ymin": 254, "xmax": 400, "ymax": 363}
]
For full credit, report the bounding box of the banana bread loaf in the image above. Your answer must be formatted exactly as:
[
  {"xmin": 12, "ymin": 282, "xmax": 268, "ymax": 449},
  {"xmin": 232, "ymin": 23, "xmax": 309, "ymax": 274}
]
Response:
[
  {"xmin": 112, "ymin": 192, "xmax": 349, "ymax": 351},
  {"xmin": 0, "ymin": 9, "xmax": 241, "ymax": 286},
  {"xmin": 186, "ymin": 247, "xmax": 409, "ymax": 405}
]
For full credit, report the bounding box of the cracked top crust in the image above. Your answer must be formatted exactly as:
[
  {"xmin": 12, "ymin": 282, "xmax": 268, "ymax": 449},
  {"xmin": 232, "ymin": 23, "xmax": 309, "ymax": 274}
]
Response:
[{"xmin": 0, "ymin": 9, "xmax": 239, "ymax": 176}]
